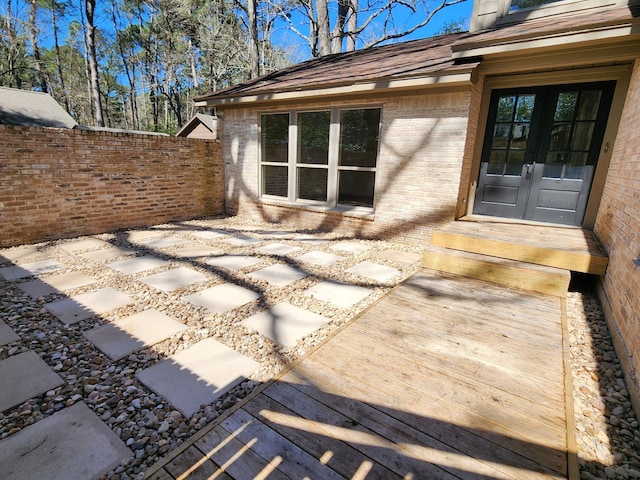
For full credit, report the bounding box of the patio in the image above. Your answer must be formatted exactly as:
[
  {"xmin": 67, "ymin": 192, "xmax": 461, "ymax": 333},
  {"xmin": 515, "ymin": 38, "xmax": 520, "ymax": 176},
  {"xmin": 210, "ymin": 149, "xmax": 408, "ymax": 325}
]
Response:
[{"xmin": 0, "ymin": 217, "xmax": 423, "ymax": 478}]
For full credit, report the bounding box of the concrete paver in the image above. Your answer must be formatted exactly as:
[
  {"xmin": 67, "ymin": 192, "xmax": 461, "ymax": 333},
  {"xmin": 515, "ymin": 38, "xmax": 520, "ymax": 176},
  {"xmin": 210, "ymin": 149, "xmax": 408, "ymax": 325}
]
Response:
[
  {"xmin": 81, "ymin": 245, "xmax": 136, "ymax": 262},
  {"xmin": 173, "ymin": 245, "xmax": 223, "ymax": 258},
  {"xmin": 193, "ymin": 230, "xmax": 229, "ymax": 240},
  {"xmin": 257, "ymin": 243, "xmax": 303, "ymax": 256},
  {"xmin": 241, "ymin": 303, "xmax": 331, "ymax": 348},
  {"xmin": 249, "ymin": 264, "xmax": 309, "ymax": 287},
  {"xmin": 305, "ymin": 280, "xmax": 373, "ymax": 308},
  {"xmin": 0, "ymin": 259, "xmax": 65, "ymax": 281},
  {"xmin": 136, "ymin": 338, "xmax": 260, "ymax": 417},
  {"xmin": 125, "ymin": 230, "xmax": 164, "ymax": 242},
  {"xmin": 137, "ymin": 236, "xmax": 190, "ymax": 249},
  {"xmin": 0, "ymin": 246, "xmax": 44, "ymax": 263},
  {"xmin": 44, "ymin": 287, "xmax": 136, "ymax": 325},
  {"xmin": 0, "ymin": 351, "xmax": 64, "ymax": 412},
  {"xmin": 222, "ymin": 235, "xmax": 264, "ymax": 247},
  {"xmin": 0, "ymin": 320, "xmax": 19, "ymax": 346},
  {"xmin": 84, "ymin": 309, "xmax": 188, "ymax": 360},
  {"xmin": 140, "ymin": 267, "xmax": 208, "ymax": 292},
  {"xmin": 108, "ymin": 255, "xmax": 169, "ymax": 275},
  {"xmin": 17, "ymin": 271, "xmax": 97, "ymax": 299},
  {"xmin": 58, "ymin": 238, "xmax": 109, "ymax": 252},
  {"xmin": 346, "ymin": 261, "xmax": 400, "ymax": 282},
  {"xmin": 296, "ymin": 250, "xmax": 345, "ymax": 267},
  {"xmin": 184, "ymin": 284, "xmax": 260, "ymax": 314},
  {"xmin": 205, "ymin": 255, "xmax": 261, "ymax": 271},
  {"xmin": 0, "ymin": 402, "xmax": 132, "ymax": 480},
  {"xmin": 330, "ymin": 241, "xmax": 372, "ymax": 253}
]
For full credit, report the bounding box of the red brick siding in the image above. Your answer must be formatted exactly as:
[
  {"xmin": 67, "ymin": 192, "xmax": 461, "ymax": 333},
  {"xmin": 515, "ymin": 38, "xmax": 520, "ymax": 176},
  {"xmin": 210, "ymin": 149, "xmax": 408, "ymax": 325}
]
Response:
[
  {"xmin": 595, "ymin": 58, "xmax": 640, "ymax": 411},
  {"xmin": 0, "ymin": 126, "xmax": 224, "ymax": 247}
]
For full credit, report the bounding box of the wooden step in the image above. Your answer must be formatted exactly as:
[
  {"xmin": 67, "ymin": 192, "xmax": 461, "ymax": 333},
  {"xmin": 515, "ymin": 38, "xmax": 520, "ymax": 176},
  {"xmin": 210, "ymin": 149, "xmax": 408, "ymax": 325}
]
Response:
[
  {"xmin": 422, "ymin": 246, "xmax": 571, "ymax": 297},
  {"xmin": 430, "ymin": 224, "xmax": 608, "ymax": 275}
]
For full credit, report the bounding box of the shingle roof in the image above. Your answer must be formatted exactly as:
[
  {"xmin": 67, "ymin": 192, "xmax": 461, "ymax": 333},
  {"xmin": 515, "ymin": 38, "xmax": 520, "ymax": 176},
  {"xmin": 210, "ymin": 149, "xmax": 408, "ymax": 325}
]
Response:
[
  {"xmin": 0, "ymin": 87, "xmax": 77, "ymax": 129},
  {"xmin": 195, "ymin": 32, "xmax": 476, "ymax": 104}
]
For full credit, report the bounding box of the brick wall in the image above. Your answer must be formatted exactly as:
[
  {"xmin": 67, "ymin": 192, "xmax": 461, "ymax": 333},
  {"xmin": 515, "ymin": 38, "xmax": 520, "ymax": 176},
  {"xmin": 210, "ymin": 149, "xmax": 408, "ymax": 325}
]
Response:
[
  {"xmin": 221, "ymin": 90, "xmax": 471, "ymax": 243},
  {"xmin": 595, "ymin": 58, "xmax": 640, "ymax": 413},
  {"xmin": 0, "ymin": 126, "xmax": 224, "ymax": 247}
]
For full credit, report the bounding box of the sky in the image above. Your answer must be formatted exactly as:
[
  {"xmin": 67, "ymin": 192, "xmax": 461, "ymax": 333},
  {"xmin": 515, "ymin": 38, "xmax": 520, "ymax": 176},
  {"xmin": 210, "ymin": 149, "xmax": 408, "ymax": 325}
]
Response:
[{"xmin": 279, "ymin": 0, "xmax": 474, "ymax": 62}]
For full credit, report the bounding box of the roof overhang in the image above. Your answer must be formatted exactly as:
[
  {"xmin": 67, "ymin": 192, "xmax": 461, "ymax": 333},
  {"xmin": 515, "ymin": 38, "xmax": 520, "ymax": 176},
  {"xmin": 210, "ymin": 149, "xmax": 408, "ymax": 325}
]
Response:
[{"xmin": 194, "ymin": 68, "xmax": 478, "ymax": 109}]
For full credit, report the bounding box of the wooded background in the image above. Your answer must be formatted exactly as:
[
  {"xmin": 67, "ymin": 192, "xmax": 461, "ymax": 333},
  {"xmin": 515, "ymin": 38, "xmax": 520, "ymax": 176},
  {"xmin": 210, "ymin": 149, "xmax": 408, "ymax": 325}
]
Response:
[{"xmin": 1, "ymin": 0, "xmax": 467, "ymax": 133}]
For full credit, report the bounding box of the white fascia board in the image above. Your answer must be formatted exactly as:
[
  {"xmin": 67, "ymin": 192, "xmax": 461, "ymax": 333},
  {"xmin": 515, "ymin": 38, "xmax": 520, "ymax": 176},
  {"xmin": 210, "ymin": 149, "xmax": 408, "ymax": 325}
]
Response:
[{"xmin": 194, "ymin": 71, "xmax": 474, "ymax": 108}]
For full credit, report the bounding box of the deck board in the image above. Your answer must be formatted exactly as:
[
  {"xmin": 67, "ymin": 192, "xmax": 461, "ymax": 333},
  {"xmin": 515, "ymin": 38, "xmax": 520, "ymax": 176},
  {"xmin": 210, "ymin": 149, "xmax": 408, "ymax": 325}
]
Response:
[{"xmin": 146, "ymin": 270, "xmax": 572, "ymax": 480}]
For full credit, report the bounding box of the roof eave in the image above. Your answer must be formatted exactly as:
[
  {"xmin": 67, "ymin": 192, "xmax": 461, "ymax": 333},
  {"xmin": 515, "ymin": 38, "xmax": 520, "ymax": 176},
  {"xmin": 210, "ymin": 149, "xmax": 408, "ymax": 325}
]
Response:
[{"xmin": 194, "ymin": 69, "xmax": 478, "ymax": 108}]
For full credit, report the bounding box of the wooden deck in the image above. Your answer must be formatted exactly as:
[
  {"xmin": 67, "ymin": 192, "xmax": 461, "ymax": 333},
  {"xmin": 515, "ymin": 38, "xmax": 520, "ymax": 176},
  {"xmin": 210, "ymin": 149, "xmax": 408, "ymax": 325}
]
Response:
[
  {"xmin": 146, "ymin": 270, "xmax": 574, "ymax": 480},
  {"xmin": 430, "ymin": 218, "xmax": 608, "ymax": 275}
]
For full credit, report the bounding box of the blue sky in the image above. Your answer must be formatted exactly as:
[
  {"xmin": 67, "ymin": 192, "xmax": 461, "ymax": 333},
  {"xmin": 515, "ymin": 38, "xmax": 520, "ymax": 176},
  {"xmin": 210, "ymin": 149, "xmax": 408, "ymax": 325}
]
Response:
[{"xmin": 282, "ymin": 0, "xmax": 474, "ymax": 62}]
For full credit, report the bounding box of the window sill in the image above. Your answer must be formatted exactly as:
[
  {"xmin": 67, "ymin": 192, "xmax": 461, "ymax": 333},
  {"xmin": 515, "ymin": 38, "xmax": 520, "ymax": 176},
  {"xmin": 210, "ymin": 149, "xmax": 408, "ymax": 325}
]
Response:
[{"xmin": 259, "ymin": 197, "xmax": 375, "ymax": 220}]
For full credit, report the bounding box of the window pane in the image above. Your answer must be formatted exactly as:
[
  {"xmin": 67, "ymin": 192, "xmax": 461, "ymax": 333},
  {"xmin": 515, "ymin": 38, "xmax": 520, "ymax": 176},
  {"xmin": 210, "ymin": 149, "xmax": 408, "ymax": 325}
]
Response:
[
  {"xmin": 510, "ymin": 123, "xmax": 530, "ymax": 149},
  {"xmin": 514, "ymin": 95, "xmax": 535, "ymax": 122},
  {"xmin": 298, "ymin": 111, "xmax": 330, "ymax": 165},
  {"xmin": 496, "ymin": 96, "xmax": 516, "ymax": 122},
  {"xmin": 577, "ymin": 91, "xmax": 602, "ymax": 121},
  {"xmin": 544, "ymin": 151, "xmax": 567, "ymax": 178},
  {"xmin": 487, "ymin": 150, "xmax": 506, "ymax": 175},
  {"xmin": 338, "ymin": 171, "xmax": 375, "ymax": 208},
  {"xmin": 297, "ymin": 167, "xmax": 327, "ymax": 201},
  {"xmin": 510, "ymin": 0, "xmax": 565, "ymax": 11},
  {"xmin": 261, "ymin": 114, "xmax": 289, "ymax": 163},
  {"xmin": 492, "ymin": 124, "xmax": 510, "ymax": 148},
  {"xmin": 554, "ymin": 92, "xmax": 578, "ymax": 121},
  {"xmin": 262, "ymin": 165, "xmax": 288, "ymax": 197},
  {"xmin": 549, "ymin": 123, "xmax": 571, "ymax": 150},
  {"xmin": 505, "ymin": 150, "xmax": 524, "ymax": 176},
  {"xmin": 339, "ymin": 109, "xmax": 380, "ymax": 167},
  {"xmin": 566, "ymin": 153, "xmax": 588, "ymax": 179},
  {"xmin": 571, "ymin": 122, "xmax": 595, "ymax": 151}
]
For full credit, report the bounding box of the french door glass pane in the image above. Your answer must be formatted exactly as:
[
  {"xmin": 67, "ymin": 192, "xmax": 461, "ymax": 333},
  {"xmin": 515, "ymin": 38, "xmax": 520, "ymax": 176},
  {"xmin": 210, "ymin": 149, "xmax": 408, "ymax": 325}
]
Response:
[
  {"xmin": 339, "ymin": 109, "xmax": 381, "ymax": 167},
  {"xmin": 297, "ymin": 111, "xmax": 330, "ymax": 165},
  {"xmin": 261, "ymin": 114, "xmax": 289, "ymax": 163},
  {"xmin": 554, "ymin": 92, "xmax": 578, "ymax": 121},
  {"xmin": 338, "ymin": 170, "xmax": 375, "ymax": 207},
  {"xmin": 577, "ymin": 91, "xmax": 602, "ymax": 121},
  {"xmin": 298, "ymin": 167, "xmax": 327, "ymax": 201},
  {"xmin": 496, "ymin": 96, "xmax": 516, "ymax": 122},
  {"xmin": 515, "ymin": 95, "xmax": 535, "ymax": 122},
  {"xmin": 566, "ymin": 153, "xmax": 588, "ymax": 180},
  {"xmin": 572, "ymin": 122, "xmax": 595, "ymax": 151},
  {"xmin": 262, "ymin": 165, "xmax": 288, "ymax": 197},
  {"xmin": 487, "ymin": 150, "xmax": 506, "ymax": 175},
  {"xmin": 506, "ymin": 150, "xmax": 525, "ymax": 176}
]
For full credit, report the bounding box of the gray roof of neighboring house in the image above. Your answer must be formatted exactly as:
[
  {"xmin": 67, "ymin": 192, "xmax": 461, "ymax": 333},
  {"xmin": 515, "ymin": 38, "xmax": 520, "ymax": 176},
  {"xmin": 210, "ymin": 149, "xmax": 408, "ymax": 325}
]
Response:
[
  {"xmin": 176, "ymin": 113, "xmax": 217, "ymax": 137},
  {"xmin": 0, "ymin": 87, "xmax": 78, "ymax": 129}
]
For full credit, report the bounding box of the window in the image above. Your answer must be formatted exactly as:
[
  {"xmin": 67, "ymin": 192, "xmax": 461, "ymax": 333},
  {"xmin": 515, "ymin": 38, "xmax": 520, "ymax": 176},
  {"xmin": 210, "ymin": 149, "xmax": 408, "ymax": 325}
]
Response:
[
  {"xmin": 260, "ymin": 107, "xmax": 381, "ymax": 210},
  {"xmin": 509, "ymin": 0, "xmax": 564, "ymax": 11}
]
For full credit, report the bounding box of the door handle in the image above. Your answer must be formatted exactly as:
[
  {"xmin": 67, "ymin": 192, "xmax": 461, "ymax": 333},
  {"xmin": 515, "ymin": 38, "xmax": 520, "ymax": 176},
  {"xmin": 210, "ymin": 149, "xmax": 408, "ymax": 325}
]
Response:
[{"xmin": 525, "ymin": 163, "xmax": 533, "ymax": 179}]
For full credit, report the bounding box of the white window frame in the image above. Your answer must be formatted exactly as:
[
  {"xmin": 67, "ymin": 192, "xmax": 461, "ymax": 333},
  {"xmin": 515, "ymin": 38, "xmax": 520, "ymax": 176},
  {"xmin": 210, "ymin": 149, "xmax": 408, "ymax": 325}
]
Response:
[
  {"xmin": 497, "ymin": 0, "xmax": 620, "ymax": 25},
  {"xmin": 259, "ymin": 106, "xmax": 381, "ymax": 213}
]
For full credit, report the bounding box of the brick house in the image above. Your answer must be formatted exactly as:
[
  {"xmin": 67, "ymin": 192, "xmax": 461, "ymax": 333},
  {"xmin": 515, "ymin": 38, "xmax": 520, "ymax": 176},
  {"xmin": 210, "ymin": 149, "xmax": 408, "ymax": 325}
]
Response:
[{"xmin": 195, "ymin": 0, "xmax": 640, "ymax": 411}]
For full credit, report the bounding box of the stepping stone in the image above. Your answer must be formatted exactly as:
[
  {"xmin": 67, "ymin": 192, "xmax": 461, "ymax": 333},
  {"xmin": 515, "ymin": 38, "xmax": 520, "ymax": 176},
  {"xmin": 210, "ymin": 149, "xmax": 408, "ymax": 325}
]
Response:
[
  {"xmin": 172, "ymin": 245, "xmax": 222, "ymax": 258},
  {"xmin": 378, "ymin": 249, "xmax": 422, "ymax": 265},
  {"xmin": 297, "ymin": 250, "xmax": 345, "ymax": 267},
  {"xmin": 0, "ymin": 246, "xmax": 44, "ymax": 263},
  {"xmin": 292, "ymin": 235, "xmax": 328, "ymax": 245},
  {"xmin": 58, "ymin": 238, "xmax": 108, "ymax": 252},
  {"xmin": 257, "ymin": 243, "xmax": 303, "ymax": 256},
  {"xmin": 222, "ymin": 235, "xmax": 264, "ymax": 247},
  {"xmin": 125, "ymin": 230, "xmax": 164, "ymax": 242},
  {"xmin": 0, "ymin": 351, "xmax": 63, "ymax": 412},
  {"xmin": 330, "ymin": 241, "xmax": 372, "ymax": 253},
  {"xmin": 18, "ymin": 272, "xmax": 97, "ymax": 299},
  {"xmin": 184, "ymin": 284, "xmax": 260, "ymax": 314},
  {"xmin": 137, "ymin": 236, "xmax": 189, "ymax": 249},
  {"xmin": 255, "ymin": 230, "xmax": 292, "ymax": 238},
  {"xmin": 0, "ymin": 320, "xmax": 19, "ymax": 346},
  {"xmin": 346, "ymin": 261, "xmax": 400, "ymax": 282},
  {"xmin": 84, "ymin": 310, "xmax": 188, "ymax": 360},
  {"xmin": 242, "ymin": 303, "xmax": 331, "ymax": 348},
  {"xmin": 80, "ymin": 246, "xmax": 135, "ymax": 262},
  {"xmin": 108, "ymin": 255, "xmax": 169, "ymax": 275},
  {"xmin": 0, "ymin": 402, "xmax": 132, "ymax": 480},
  {"xmin": 193, "ymin": 230, "xmax": 228, "ymax": 240},
  {"xmin": 0, "ymin": 259, "xmax": 65, "ymax": 281},
  {"xmin": 249, "ymin": 264, "xmax": 309, "ymax": 287},
  {"xmin": 44, "ymin": 287, "xmax": 135, "ymax": 325},
  {"xmin": 141, "ymin": 267, "xmax": 208, "ymax": 292},
  {"xmin": 206, "ymin": 255, "xmax": 261, "ymax": 271},
  {"xmin": 305, "ymin": 280, "xmax": 373, "ymax": 308},
  {"xmin": 136, "ymin": 338, "xmax": 260, "ymax": 417}
]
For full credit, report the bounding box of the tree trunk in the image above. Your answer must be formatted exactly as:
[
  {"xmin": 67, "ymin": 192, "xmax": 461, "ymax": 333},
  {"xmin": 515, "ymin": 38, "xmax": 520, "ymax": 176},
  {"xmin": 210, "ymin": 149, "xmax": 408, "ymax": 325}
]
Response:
[
  {"xmin": 247, "ymin": 0, "xmax": 260, "ymax": 78},
  {"xmin": 29, "ymin": 0, "xmax": 48, "ymax": 92},
  {"xmin": 316, "ymin": 0, "xmax": 331, "ymax": 56},
  {"xmin": 85, "ymin": 0, "xmax": 104, "ymax": 126},
  {"xmin": 50, "ymin": 3, "xmax": 70, "ymax": 112},
  {"xmin": 346, "ymin": 0, "xmax": 357, "ymax": 52}
]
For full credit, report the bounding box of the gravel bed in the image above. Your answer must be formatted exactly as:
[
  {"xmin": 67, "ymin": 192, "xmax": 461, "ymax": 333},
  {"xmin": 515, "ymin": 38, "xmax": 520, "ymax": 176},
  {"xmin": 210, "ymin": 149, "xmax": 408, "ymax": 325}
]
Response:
[{"xmin": 0, "ymin": 217, "xmax": 639, "ymax": 479}]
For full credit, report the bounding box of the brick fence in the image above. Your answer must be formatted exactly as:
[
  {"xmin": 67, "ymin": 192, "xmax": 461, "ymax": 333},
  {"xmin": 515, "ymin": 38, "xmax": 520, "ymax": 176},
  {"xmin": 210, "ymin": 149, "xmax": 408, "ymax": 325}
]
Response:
[{"xmin": 0, "ymin": 126, "xmax": 224, "ymax": 248}]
